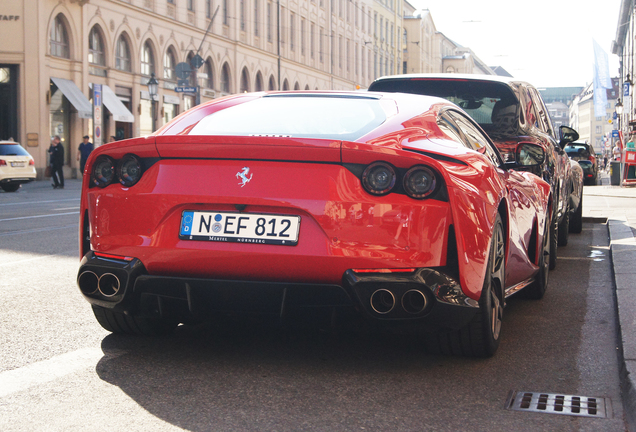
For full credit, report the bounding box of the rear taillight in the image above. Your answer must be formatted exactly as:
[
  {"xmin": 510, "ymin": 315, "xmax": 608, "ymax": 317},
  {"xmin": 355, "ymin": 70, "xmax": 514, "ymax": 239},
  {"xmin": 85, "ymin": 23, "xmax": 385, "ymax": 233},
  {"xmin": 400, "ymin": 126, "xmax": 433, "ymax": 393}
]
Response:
[
  {"xmin": 117, "ymin": 154, "xmax": 143, "ymax": 187},
  {"xmin": 403, "ymin": 166, "xmax": 437, "ymax": 199},
  {"xmin": 29, "ymin": 159, "xmax": 35, "ymax": 165},
  {"xmin": 362, "ymin": 162, "xmax": 396, "ymax": 196},
  {"xmin": 0, "ymin": 160, "xmax": 6, "ymax": 166},
  {"xmin": 91, "ymin": 156, "xmax": 116, "ymax": 188}
]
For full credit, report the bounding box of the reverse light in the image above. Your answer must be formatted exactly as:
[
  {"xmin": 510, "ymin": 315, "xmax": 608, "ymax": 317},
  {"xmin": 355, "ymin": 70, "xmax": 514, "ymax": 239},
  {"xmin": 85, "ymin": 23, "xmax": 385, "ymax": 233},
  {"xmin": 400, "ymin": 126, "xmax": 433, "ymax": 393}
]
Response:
[
  {"xmin": 403, "ymin": 166, "xmax": 437, "ymax": 199},
  {"xmin": 92, "ymin": 155, "xmax": 116, "ymax": 188},
  {"xmin": 362, "ymin": 162, "xmax": 396, "ymax": 195},
  {"xmin": 117, "ymin": 154, "xmax": 143, "ymax": 187}
]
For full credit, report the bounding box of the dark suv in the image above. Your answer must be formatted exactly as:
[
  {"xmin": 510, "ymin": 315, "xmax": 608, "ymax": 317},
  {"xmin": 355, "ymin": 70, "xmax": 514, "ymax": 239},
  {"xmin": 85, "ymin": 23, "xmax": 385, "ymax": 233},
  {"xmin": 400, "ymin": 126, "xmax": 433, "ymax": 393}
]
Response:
[
  {"xmin": 369, "ymin": 74, "xmax": 583, "ymax": 269},
  {"xmin": 564, "ymin": 142, "xmax": 598, "ymax": 185}
]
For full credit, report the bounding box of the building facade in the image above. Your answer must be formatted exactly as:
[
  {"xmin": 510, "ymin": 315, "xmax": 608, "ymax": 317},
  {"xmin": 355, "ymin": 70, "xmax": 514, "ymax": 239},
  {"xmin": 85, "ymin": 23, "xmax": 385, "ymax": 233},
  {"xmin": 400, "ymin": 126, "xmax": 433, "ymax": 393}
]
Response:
[{"xmin": 1, "ymin": 0, "xmax": 378, "ymax": 178}]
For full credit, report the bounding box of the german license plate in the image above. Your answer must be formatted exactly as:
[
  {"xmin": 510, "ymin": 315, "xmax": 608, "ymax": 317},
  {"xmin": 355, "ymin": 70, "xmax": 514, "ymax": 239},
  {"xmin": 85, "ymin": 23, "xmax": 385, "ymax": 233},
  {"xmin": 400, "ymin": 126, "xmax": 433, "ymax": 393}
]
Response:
[
  {"xmin": 179, "ymin": 211, "xmax": 300, "ymax": 245},
  {"xmin": 10, "ymin": 162, "xmax": 25, "ymax": 167}
]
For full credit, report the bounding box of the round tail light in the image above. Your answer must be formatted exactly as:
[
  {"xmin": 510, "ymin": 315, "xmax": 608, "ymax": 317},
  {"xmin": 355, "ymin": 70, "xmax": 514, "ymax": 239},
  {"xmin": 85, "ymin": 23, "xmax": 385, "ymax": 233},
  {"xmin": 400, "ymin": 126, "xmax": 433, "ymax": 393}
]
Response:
[
  {"xmin": 362, "ymin": 162, "xmax": 396, "ymax": 196},
  {"xmin": 117, "ymin": 155, "xmax": 143, "ymax": 187},
  {"xmin": 403, "ymin": 166, "xmax": 437, "ymax": 199},
  {"xmin": 92, "ymin": 156, "xmax": 116, "ymax": 188}
]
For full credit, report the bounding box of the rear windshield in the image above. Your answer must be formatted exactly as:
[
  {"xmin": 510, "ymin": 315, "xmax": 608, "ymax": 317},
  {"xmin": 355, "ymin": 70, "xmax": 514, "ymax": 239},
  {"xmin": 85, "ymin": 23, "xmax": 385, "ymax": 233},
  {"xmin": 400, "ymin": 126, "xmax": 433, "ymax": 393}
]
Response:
[
  {"xmin": 188, "ymin": 95, "xmax": 387, "ymax": 141},
  {"xmin": 0, "ymin": 143, "xmax": 30, "ymax": 156},
  {"xmin": 369, "ymin": 79, "xmax": 519, "ymax": 138},
  {"xmin": 565, "ymin": 144, "xmax": 591, "ymax": 158}
]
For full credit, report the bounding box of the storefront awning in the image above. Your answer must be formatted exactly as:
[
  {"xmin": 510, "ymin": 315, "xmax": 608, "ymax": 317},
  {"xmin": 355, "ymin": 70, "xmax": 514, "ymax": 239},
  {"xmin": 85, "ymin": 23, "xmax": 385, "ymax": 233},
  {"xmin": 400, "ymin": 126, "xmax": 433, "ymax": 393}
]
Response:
[
  {"xmin": 50, "ymin": 77, "xmax": 92, "ymax": 119},
  {"xmin": 102, "ymin": 85, "xmax": 134, "ymax": 123}
]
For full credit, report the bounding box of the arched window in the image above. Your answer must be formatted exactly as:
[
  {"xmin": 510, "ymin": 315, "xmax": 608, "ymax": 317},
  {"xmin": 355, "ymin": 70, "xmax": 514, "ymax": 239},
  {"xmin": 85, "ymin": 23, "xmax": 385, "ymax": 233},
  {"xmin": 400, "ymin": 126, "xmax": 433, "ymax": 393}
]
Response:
[
  {"xmin": 304, "ymin": 85, "xmax": 309, "ymax": 90},
  {"xmin": 141, "ymin": 41, "xmax": 155, "ymax": 76},
  {"xmin": 50, "ymin": 14, "xmax": 70, "ymax": 59},
  {"xmin": 221, "ymin": 63, "xmax": 231, "ymax": 93},
  {"xmin": 268, "ymin": 75, "xmax": 276, "ymax": 91},
  {"xmin": 446, "ymin": 66, "xmax": 455, "ymax": 73},
  {"xmin": 282, "ymin": 79, "xmax": 289, "ymax": 91},
  {"xmin": 294, "ymin": 82, "xmax": 300, "ymax": 90},
  {"xmin": 254, "ymin": 72, "xmax": 263, "ymax": 92},
  {"xmin": 88, "ymin": 26, "xmax": 105, "ymax": 65},
  {"xmin": 240, "ymin": 67, "xmax": 250, "ymax": 93},
  {"xmin": 115, "ymin": 34, "xmax": 132, "ymax": 72},
  {"xmin": 204, "ymin": 59, "xmax": 214, "ymax": 89},
  {"xmin": 164, "ymin": 47, "xmax": 177, "ymax": 80}
]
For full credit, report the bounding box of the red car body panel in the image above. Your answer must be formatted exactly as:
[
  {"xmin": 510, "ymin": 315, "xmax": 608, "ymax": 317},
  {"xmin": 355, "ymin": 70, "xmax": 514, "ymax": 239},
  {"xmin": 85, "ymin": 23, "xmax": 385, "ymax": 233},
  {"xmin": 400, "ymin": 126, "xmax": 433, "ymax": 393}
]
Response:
[{"xmin": 78, "ymin": 91, "xmax": 549, "ymax": 322}]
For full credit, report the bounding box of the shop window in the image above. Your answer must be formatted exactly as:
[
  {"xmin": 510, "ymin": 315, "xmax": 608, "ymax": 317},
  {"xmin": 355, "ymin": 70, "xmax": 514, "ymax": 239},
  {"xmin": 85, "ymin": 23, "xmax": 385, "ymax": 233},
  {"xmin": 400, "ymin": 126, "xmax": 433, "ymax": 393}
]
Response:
[{"xmin": 50, "ymin": 14, "xmax": 70, "ymax": 59}]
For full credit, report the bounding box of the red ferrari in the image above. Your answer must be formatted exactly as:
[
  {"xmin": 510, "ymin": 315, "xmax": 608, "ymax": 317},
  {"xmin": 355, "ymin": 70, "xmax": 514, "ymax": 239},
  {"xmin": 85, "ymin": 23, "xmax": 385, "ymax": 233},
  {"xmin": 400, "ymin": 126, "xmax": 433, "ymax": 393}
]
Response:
[{"xmin": 77, "ymin": 91, "xmax": 551, "ymax": 357}]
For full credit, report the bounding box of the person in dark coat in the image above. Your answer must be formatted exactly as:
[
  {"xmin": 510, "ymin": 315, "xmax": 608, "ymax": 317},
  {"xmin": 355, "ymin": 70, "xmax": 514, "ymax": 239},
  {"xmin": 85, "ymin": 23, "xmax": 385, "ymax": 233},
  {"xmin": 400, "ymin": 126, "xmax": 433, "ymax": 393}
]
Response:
[
  {"xmin": 76, "ymin": 135, "xmax": 93, "ymax": 175},
  {"xmin": 48, "ymin": 136, "xmax": 65, "ymax": 189}
]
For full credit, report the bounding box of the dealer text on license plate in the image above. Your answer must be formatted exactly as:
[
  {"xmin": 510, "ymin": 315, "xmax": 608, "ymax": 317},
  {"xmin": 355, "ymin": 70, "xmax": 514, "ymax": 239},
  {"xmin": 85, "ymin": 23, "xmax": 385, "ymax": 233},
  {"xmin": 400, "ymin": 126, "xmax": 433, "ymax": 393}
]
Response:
[{"xmin": 179, "ymin": 211, "xmax": 300, "ymax": 245}]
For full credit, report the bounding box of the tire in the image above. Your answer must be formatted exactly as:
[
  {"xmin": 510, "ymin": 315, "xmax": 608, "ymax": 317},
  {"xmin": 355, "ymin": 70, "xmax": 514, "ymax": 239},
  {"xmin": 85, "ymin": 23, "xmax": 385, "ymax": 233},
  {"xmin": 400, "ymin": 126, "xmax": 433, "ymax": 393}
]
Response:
[
  {"xmin": 524, "ymin": 217, "xmax": 550, "ymax": 300},
  {"xmin": 569, "ymin": 193, "xmax": 583, "ymax": 234},
  {"xmin": 549, "ymin": 210, "xmax": 558, "ymax": 270},
  {"xmin": 423, "ymin": 214, "xmax": 505, "ymax": 357},
  {"xmin": 91, "ymin": 305, "xmax": 178, "ymax": 336},
  {"xmin": 1, "ymin": 183, "xmax": 20, "ymax": 192},
  {"xmin": 557, "ymin": 202, "xmax": 569, "ymax": 247}
]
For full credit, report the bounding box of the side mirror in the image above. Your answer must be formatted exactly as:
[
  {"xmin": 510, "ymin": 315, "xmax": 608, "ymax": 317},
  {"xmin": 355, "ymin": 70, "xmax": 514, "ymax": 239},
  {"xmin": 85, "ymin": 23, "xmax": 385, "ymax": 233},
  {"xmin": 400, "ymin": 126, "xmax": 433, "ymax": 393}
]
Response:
[
  {"xmin": 516, "ymin": 142, "xmax": 545, "ymax": 167},
  {"xmin": 559, "ymin": 126, "xmax": 579, "ymax": 148}
]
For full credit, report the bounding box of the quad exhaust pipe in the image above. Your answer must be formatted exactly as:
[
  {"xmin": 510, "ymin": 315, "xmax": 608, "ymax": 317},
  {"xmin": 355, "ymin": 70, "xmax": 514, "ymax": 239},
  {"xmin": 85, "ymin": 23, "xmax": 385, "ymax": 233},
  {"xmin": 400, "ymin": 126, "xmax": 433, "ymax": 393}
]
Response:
[
  {"xmin": 78, "ymin": 271, "xmax": 121, "ymax": 297},
  {"xmin": 370, "ymin": 288, "xmax": 428, "ymax": 315}
]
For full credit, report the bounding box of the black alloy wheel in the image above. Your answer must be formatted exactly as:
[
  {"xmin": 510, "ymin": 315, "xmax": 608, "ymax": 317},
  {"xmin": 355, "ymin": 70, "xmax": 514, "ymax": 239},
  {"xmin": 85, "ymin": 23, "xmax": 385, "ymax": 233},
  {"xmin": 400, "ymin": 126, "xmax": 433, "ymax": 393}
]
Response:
[
  {"xmin": 569, "ymin": 192, "xmax": 583, "ymax": 234},
  {"xmin": 557, "ymin": 202, "xmax": 570, "ymax": 246},
  {"xmin": 549, "ymin": 205, "xmax": 558, "ymax": 270},
  {"xmin": 524, "ymin": 216, "xmax": 550, "ymax": 300}
]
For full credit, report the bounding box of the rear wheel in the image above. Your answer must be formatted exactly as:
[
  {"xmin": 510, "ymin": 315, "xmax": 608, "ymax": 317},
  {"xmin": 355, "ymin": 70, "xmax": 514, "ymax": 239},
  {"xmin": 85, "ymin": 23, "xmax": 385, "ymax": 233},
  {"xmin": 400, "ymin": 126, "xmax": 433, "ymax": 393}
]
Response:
[
  {"xmin": 1, "ymin": 183, "xmax": 20, "ymax": 192},
  {"xmin": 92, "ymin": 305, "xmax": 178, "ymax": 336},
  {"xmin": 524, "ymin": 216, "xmax": 550, "ymax": 300},
  {"xmin": 424, "ymin": 214, "xmax": 505, "ymax": 357},
  {"xmin": 549, "ymin": 210, "xmax": 558, "ymax": 270},
  {"xmin": 569, "ymin": 193, "xmax": 583, "ymax": 234},
  {"xmin": 557, "ymin": 202, "xmax": 570, "ymax": 246}
]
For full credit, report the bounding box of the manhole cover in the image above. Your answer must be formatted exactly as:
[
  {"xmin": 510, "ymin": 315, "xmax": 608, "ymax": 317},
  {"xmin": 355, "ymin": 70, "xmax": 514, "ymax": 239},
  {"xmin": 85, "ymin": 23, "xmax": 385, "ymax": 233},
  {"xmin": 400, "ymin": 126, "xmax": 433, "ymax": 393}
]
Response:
[{"xmin": 506, "ymin": 391, "xmax": 611, "ymax": 418}]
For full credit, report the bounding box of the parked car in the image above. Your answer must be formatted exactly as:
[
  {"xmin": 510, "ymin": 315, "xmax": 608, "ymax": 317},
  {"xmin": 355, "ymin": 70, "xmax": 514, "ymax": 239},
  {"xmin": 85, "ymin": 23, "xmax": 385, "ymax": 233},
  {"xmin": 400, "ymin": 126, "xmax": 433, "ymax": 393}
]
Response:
[
  {"xmin": 0, "ymin": 140, "xmax": 36, "ymax": 192},
  {"xmin": 565, "ymin": 142, "xmax": 598, "ymax": 185},
  {"xmin": 368, "ymin": 74, "xmax": 583, "ymax": 269},
  {"xmin": 77, "ymin": 91, "xmax": 552, "ymax": 357}
]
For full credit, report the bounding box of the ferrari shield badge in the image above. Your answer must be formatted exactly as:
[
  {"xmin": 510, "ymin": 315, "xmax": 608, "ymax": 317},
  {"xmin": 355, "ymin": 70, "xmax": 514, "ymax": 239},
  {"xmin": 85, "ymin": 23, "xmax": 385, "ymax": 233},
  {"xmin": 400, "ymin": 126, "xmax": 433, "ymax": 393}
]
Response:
[{"xmin": 236, "ymin": 167, "xmax": 252, "ymax": 187}]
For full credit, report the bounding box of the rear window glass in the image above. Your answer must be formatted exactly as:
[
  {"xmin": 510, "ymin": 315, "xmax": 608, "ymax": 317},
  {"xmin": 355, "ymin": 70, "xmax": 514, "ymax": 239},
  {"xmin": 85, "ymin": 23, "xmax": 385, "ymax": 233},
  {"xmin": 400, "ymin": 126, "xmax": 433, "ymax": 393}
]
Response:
[
  {"xmin": 369, "ymin": 79, "xmax": 519, "ymax": 138},
  {"xmin": 0, "ymin": 143, "xmax": 30, "ymax": 156},
  {"xmin": 565, "ymin": 145, "xmax": 591, "ymax": 158},
  {"xmin": 188, "ymin": 95, "xmax": 387, "ymax": 141}
]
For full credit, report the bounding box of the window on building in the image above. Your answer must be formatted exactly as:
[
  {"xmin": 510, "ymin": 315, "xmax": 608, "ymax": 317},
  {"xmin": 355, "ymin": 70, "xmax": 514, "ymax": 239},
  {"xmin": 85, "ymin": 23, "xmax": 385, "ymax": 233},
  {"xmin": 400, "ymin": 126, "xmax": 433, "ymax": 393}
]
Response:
[
  {"xmin": 223, "ymin": 0, "xmax": 229, "ymax": 25},
  {"xmin": 240, "ymin": 68, "xmax": 250, "ymax": 93},
  {"xmin": 206, "ymin": 0, "xmax": 212, "ymax": 18},
  {"xmin": 268, "ymin": 75, "xmax": 276, "ymax": 90},
  {"xmin": 204, "ymin": 59, "xmax": 214, "ymax": 88},
  {"xmin": 187, "ymin": 0, "xmax": 194, "ymax": 11},
  {"xmin": 50, "ymin": 14, "xmax": 70, "ymax": 59},
  {"xmin": 221, "ymin": 63, "xmax": 231, "ymax": 93},
  {"xmin": 320, "ymin": 28, "xmax": 324, "ymax": 63},
  {"xmin": 88, "ymin": 26, "xmax": 105, "ymax": 66},
  {"xmin": 310, "ymin": 23, "xmax": 315, "ymax": 59},
  {"xmin": 115, "ymin": 34, "xmax": 132, "ymax": 72},
  {"xmin": 240, "ymin": 0, "xmax": 245, "ymax": 31},
  {"xmin": 254, "ymin": 0, "xmax": 259, "ymax": 36},
  {"xmin": 255, "ymin": 72, "xmax": 263, "ymax": 91},
  {"xmin": 403, "ymin": 61, "xmax": 407, "ymax": 74},
  {"xmin": 301, "ymin": 19, "xmax": 305, "ymax": 56},
  {"xmin": 290, "ymin": 13, "xmax": 295, "ymax": 51},
  {"xmin": 403, "ymin": 29, "xmax": 407, "ymax": 52},
  {"xmin": 141, "ymin": 41, "xmax": 155, "ymax": 76},
  {"xmin": 267, "ymin": 2, "xmax": 272, "ymax": 42},
  {"xmin": 164, "ymin": 47, "xmax": 177, "ymax": 80},
  {"xmin": 390, "ymin": 23, "xmax": 394, "ymax": 47}
]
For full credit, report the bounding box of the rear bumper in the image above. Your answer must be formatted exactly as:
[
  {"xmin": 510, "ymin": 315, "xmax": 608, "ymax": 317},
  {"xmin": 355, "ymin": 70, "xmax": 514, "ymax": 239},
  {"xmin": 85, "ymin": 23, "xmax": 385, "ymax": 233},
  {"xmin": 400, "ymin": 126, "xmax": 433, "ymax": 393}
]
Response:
[
  {"xmin": 0, "ymin": 177, "xmax": 35, "ymax": 184},
  {"xmin": 78, "ymin": 252, "xmax": 479, "ymax": 331}
]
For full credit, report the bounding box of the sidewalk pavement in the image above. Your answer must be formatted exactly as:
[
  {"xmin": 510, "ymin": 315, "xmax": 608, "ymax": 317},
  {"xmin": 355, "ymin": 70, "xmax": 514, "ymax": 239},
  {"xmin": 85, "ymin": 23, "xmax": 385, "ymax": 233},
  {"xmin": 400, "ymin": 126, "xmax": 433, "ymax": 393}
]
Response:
[{"xmin": 583, "ymin": 172, "xmax": 636, "ymax": 430}]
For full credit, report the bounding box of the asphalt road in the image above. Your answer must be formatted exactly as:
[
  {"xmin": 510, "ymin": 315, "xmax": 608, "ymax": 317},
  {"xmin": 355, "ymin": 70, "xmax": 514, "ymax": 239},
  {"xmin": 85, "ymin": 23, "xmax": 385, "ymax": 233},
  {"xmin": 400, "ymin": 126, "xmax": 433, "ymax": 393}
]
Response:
[{"xmin": 0, "ymin": 179, "xmax": 628, "ymax": 431}]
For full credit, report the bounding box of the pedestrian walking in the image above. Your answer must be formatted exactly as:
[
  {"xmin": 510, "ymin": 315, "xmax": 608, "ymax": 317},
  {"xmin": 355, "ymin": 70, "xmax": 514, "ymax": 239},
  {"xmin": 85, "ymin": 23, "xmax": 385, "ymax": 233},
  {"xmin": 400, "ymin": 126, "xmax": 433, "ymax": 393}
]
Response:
[
  {"xmin": 48, "ymin": 136, "xmax": 64, "ymax": 189},
  {"xmin": 76, "ymin": 135, "xmax": 93, "ymax": 175}
]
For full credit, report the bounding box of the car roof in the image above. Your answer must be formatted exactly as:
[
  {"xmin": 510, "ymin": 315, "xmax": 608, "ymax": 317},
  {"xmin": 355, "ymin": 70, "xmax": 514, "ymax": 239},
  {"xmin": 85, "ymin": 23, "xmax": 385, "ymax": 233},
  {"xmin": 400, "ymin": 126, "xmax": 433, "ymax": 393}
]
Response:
[{"xmin": 372, "ymin": 73, "xmax": 533, "ymax": 88}]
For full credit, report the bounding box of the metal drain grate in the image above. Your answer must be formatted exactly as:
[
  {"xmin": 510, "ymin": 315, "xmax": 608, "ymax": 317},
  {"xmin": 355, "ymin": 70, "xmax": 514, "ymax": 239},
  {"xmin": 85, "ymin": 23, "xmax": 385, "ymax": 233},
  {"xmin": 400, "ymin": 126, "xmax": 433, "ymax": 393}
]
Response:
[{"xmin": 506, "ymin": 391, "xmax": 611, "ymax": 418}]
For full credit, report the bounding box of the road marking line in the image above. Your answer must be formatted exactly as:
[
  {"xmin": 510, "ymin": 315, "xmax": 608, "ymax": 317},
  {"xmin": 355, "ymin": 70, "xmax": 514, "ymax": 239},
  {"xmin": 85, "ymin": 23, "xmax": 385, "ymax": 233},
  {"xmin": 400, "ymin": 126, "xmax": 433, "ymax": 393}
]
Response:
[
  {"xmin": 0, "ymin": 348, "xmax": 125, "ymax": 398},
  {"xmin": 53, "ymin": 207, "xmax": 80, "ymax": 211},
  {"xmin": 0, "ymin": 224, "xmax": 77, "ymax": 237},
  {"xmin": 0, "ymin": 251, "xmax": 77, "ymax": 266},
  {"xmin": 0, "ymin": 198, "xmax": 80, "ymax": 207},
  {"xmin": 0, "ymin": 211, "xmax": 79, "ymax": 222}
]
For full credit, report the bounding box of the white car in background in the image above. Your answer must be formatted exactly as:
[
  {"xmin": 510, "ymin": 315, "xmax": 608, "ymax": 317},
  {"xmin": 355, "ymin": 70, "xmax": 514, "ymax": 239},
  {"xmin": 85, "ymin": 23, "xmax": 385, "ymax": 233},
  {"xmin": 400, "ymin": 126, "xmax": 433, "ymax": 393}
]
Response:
[{"xmin": 0, "ymin": 140, "xmax": 36, "ymax": 192}]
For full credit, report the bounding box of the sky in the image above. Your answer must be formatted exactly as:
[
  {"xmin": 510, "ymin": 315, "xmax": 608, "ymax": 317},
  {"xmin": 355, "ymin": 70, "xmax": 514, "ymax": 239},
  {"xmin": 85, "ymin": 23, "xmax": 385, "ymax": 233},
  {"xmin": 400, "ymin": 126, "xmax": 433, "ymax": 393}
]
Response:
[{"xmin": 410, "ymin": 0, "xmax": 622, "ymax": 88}]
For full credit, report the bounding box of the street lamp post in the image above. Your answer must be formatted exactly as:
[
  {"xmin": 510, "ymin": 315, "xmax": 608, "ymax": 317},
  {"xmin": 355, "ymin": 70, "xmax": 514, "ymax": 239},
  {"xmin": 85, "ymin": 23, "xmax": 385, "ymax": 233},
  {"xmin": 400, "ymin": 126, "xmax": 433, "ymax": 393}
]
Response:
[{"xmin": 147, "ymin": 73, "xmax": 159, "ymax": 132}]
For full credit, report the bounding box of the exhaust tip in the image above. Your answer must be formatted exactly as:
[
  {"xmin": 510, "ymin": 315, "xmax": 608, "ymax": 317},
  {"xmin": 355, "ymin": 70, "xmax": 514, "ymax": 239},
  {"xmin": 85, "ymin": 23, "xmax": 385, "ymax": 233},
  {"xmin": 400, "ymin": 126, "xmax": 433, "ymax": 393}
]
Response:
[
  {"xmin": 402, "ymin": 289, "xmax": 428, "ymax": 314},
  {"xmin": 370, "ymin": 289, "xmax": 395, "ymax": 314},
  {"xmin": 98, "ymin": 273, "xmax": 121, "ymax": 297},
  {"xmin": 78, "ymin": 271, "xmax": 99, "ymax": 295}
]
